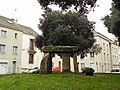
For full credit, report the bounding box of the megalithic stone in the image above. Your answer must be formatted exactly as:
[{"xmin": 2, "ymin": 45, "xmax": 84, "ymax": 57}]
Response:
[
  {"xmin": 40, "ymin": 53, "xmax": 52, "ymax": 74},
  {"xmin": 62, "ymin": 53, "xmax": 70, "ymax": 72},
  {"xmin": 41, "ymin": 46, "xmax": 79, "ymax": 74},
  {"xmin": 73, "ymin": 53, "xmax": 79, "ymax": 73}
]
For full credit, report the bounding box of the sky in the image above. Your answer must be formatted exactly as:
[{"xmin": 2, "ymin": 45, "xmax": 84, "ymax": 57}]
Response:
[
  {"xmin": 88, "ymin": 0, "xmax": 115, "ymax": 39},
  {"xmin": 0, "ymin": 0, "xmax": 115, "ymax": 39},
  {"xmin": 0, "ymin": 0, "xmax": 43, "ymax": 34}
]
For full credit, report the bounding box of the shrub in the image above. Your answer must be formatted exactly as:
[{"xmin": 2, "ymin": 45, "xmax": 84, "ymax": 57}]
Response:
[{"xmin": 81, "ymin": 67, "xmax": 94, "ymax": 76}]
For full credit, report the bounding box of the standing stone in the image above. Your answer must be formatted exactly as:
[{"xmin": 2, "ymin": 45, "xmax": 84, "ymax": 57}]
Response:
[
  {"xmin": 62, "ymin": 53, "xmax": 70, "ymax": 72},
  {"xmin": 73, "ymin": 53, "xmax": 79, "ymax": 73},
  {"xmin": 40, "ymin": 46, "xmax": 79, "ymax": 74},
  {"xmin": 40, "ymin": 53, "xmax": 52, "ymax": 74}
]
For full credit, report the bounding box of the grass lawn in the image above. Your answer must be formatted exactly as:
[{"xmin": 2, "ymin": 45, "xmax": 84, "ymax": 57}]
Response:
[{"xmin": 0, "ymin": 73, "xmax": 120, "ymax": 90}]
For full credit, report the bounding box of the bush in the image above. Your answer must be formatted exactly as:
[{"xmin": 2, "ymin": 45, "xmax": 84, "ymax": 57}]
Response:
[{"xmin": 81, "ymin": 67, "xmax": 94, "ymax": 76}]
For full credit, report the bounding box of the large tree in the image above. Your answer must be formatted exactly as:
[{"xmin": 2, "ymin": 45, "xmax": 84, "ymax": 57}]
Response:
[
  {"xmin": 35, "ymin": 10, "xmax": 95, "ymax": 58},
  {"xmin": 102, "ymin": 0, "xmax": 120, "ymax": 44},
  {"xmin": 37, "ymin": 0, "xmax": 97, "ymax": 13}
]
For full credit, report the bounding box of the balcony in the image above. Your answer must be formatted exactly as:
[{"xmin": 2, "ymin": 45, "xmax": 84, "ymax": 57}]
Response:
[{"xmin": 28, "ymin": 49, "xmax": 36, "ymax": 54}]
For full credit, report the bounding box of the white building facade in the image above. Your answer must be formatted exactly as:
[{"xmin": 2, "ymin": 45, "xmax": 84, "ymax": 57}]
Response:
[
  {"xmin": 0, "ymin": 15, "xmax": 42, "ymax": 74},
  {"xmin": 110, "ymin": 43, "xmax": 120, "ymax": 69},
  {"xmin": 0, "ymin": 16, "xmax": 22, "ymax": 74},
  {"xmin": 77, "ymin": 31, "xmax": 120, "ymax": 73},
  {"xmin": 21, "ymin": 32, "xmax": 43, "ymax": 72}
]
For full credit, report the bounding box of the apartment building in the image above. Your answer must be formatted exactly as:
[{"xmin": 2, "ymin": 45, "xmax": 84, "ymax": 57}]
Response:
[
  {"xmin": 0, "ymin": 15, "xmax": 42, "ymax": 74},
  {"xmin": 77, "ymin": 31, "xmax": 120, "ymax": 73},
  {"xmin": 0, "ymin": 16, "xmax": 22, "ymax": 74},
  {"xmin": 110, "ymin": 43, "xmax": 120, "ymax": 69}
]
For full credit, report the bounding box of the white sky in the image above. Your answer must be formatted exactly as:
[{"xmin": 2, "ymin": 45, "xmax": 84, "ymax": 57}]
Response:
[
  {"xmin": 88, "ymin": 0, "xmax": 115, "ymax": 39},
  {"xmin": 0, "ymin": 0, "xmax": 43, "ymax": 35},
  {"xmin": 0, "ymin": 0, "xmax": 115, "ymax": 38}
]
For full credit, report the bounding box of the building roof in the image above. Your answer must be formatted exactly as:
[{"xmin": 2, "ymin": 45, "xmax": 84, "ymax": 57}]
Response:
[
  {"xmin": 0, "ymin": 15, "xmax": 38, "ymax": 36},
  {"xmin": 93, "ymin": 30, "xmax": 120, "ymax": 46},
  {"xmin": 93, "ymin": 30, "xmax": 112, "ymax": 42}
]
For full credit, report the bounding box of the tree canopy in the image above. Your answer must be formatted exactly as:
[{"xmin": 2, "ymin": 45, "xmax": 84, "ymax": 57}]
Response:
[
  {"xmin": 35, "ymin": 11, "xmax": 95, "ymax": 58},
  {"xmin": 37, "ymin": 0, "xmax": 97, "ymax": 13},
  {"xmin": 112, "ymin": 0, "xmax": 120, "ymax": 11},
  {"xmin": 102, "ymin": 0, "xmax": 120, "ymax": 44}
]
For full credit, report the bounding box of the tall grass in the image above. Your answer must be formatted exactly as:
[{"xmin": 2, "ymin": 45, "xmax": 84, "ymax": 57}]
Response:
[{"xmin": 0, "ymin": 73, "xmax": 120, "ymax": 90}]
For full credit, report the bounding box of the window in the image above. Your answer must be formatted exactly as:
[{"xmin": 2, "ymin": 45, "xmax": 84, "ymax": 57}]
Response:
[
  {"xmin": 113, "ymin": 55, "xmax": 114, "ymax": 61},
  {"xmin": 1, "ymin": 30, "xmax": 7, "ymax": 37},
  {"xmin": 90, "ymin": 52, "xmax": 94, "ymax": 58},
  {"xmin": 103, "ymin": 43, "xmax": 105, "ymax": 51},
  {"xmin": 114, "ymin": 48, "xmax": 116, "ymax": 54},
  {"xmin": 13, "ymin": 46, "xmax": 18, "ymax": 54},
  {"xmin": 81, "ymin": 63, "xmax": 85, "ymax": 68},
  {"xmin": 104, "ymin": 53, "xmax": 106, "ymax": 61},
  {"xmin": 107, "ymin": 54, "xmax": 109, "ymax": 61},
  {"xmin": 106, "ymin": 44, "xmax": 108, "ymax": 52},
  {"xmin": 116, "ymin": 50, "xmax": 118, "ymax": 55},
  {"xmin": 108, "ymin": 63, "xmax": 110, "ymax": 70},
  {"xmin": 30, "ymin": 39, "xmax": 34, "ymax": 50},
  {"xmin": 15, "ymin": 33, "xmax": 18, "ymax": 39},
  {"xmin": 117, "ymin": 56, "xmax": 118, "ymax": 62},
  {"xmin": 90, "ymin": 63, "xmax": 95, "ymax": 69},
  {"xmin": 0, "ymin": 44, "xmax": 6, "ymax": 53},
  {"xmin": 29, "ymin": 54, "xmax": 34, "ymax": 64},
  {"xmin": 115, "ymin": 56, "xmax": 116, "ymax": 61},
  {"xmin": 58, "ymin": 61, "xmax": 61, "ymax": 70}
]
